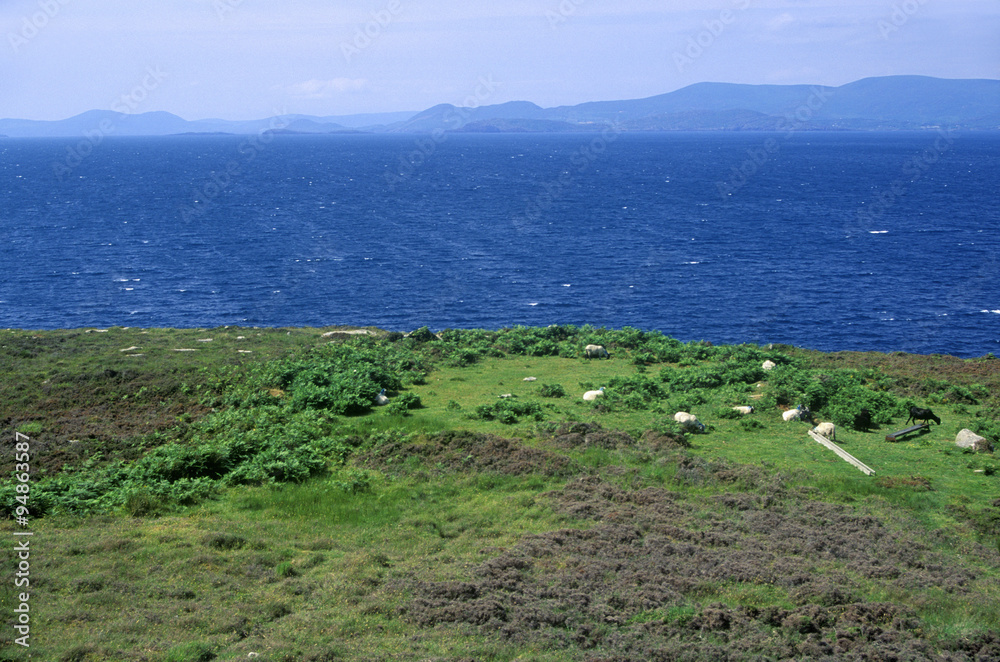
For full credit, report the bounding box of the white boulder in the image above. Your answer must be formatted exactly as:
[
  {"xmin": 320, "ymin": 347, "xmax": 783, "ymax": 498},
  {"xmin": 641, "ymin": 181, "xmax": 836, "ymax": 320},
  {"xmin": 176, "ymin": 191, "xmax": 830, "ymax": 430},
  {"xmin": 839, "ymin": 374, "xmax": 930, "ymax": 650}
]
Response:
[{"xmin": 956, "ymin": 429, "xmax": 992, "ymax": 452}]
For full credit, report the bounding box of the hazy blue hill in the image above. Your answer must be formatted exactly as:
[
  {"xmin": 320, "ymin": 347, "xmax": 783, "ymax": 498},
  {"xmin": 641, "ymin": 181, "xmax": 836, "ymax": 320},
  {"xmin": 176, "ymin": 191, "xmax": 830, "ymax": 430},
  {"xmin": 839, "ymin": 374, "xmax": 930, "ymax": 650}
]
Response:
[
  {"xmin": 391, "ymin": 76, "xmax": 1000, "ymax": 132},
  {"xmin": 0, "ymin": 110, "xmax": 226, "ymax": 137},
  {"xmin": 0, "ymin": 110, "xmax": 407, "ymax": 137},
  {"xmin": 2, "ymin": 76, "xmax": 997, "ymax": 136},
  {"xmin": 393, "ymin": 101, "xmax": 549, "ymax": 132},
  {"xmin": 551, "ymin": 82, "xmax": 831, "ymax": 123},
  {"xmin": 545, "ymin": 77, "xmax": 999, "ymax": 127},
  {"xmin": 271, "ymin": 118, "xmax": 353, "ymax": 134},
  {"xmin": 816, "ymin": 76, "xmax": 1000, "ymax": 124}
]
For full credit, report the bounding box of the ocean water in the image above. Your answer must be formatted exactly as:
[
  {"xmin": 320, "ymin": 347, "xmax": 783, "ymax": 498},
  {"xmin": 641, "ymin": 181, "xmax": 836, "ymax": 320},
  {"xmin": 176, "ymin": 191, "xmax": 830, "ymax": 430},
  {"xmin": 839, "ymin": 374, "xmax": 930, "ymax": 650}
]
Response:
[{"xmin": 1, "ymin": 131, "xmax": 998, "ymax": 357}]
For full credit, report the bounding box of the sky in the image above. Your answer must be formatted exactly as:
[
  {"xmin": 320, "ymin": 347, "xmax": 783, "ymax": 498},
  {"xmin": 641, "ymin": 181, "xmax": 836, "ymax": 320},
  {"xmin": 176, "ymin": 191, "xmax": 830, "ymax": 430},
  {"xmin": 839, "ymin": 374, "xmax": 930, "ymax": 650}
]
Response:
[{"xmin": 2, "ymin": 0, "xmax": 999, "ymax": 121}]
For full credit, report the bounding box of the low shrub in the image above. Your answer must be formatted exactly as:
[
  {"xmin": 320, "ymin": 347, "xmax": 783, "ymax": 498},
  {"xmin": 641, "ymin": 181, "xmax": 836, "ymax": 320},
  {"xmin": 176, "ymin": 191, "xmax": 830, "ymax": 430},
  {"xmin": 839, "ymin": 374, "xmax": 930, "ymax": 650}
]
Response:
[
  {"xmin": 449, "ymin": 348, "xmax": 481, "ymax": 367},
  {"xmin": 472, "ymin": 399, "xmax": 544, "ymax": 424},
  {"xmin": 328, "ymin": 468, "xmax": 373, "ymax": 494},
  {"xmin": 407, "ymin": 326, "xmax": 437, "ymax": 342},
  {"xmin": 826, "ymin": 386, "xmax": 903, "ymax": 429},
  {"xmin": 539, "ymin": 383, "xmax": 566, "ymax": 398}
]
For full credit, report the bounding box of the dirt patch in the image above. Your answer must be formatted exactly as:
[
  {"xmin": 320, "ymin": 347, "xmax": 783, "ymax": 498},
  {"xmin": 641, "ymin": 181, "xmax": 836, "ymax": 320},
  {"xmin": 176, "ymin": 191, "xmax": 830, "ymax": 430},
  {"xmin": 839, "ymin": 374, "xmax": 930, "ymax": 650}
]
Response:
[
  {"xmin": 1, "ymin": 400, "xmax": 209, "ymax": 475},
  {"xmin": 358, "ymin": 430, "xmax": 579, "ymax": 477},
  {"xmin": 405, "ymin": 475, "xmax": 999, "ymax": 660},
  {"xmin": 638, "ymin": 429, "xmax": 690, "ymax": 451},
  {"xmin": 544, "ymin": 422, "xmax": 636, "ymax": 451}
]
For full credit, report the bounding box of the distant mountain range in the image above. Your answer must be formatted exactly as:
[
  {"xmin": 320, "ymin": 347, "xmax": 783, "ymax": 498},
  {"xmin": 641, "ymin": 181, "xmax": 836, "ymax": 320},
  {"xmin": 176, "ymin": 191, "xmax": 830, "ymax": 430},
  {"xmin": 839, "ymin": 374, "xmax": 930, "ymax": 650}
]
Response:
[{"xmin": 2, "ymin": 76, "xmax": 997, "ymax": 137}]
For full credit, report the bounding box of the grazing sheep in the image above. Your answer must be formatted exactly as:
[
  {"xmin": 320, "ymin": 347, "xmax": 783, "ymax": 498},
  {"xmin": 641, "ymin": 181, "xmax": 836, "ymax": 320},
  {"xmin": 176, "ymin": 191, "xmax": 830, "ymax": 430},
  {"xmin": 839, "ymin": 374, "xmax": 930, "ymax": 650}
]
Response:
[
  {"xmin": 762, "ymin": 360, "xmax": 777, "ymax": 371},
  {"xmin": 674, "ymin": 411, "xmax": 706, "ymax": 432},
  {"xmin": 523, "ymin": 377, "xmax": 537, "ymax": 382},
  {"xmin": 498, "ymin": 393, "xmax": 515, "ymax": 399},
  {"xmin": 585, "ymin": 344, "xmax": 610, "ymax": 359},
  {"xmin": 374, "ymin": 389, "xmax": 390, "ymax": 406},
  {"xmin": 906, "ymin": 406, "xmax": 941, "ymax": 426},
  {"xmin": 813, "ymin": 422, "xmax": 836, "ymax": 441},
  {"xmin": 583, "ymin": 387, "xmax": 605, "ymax": 401},
  {"xmin": 733, "ymin": 406, "xmax": 754, "ymax": 415},
  {"xmin": 782, "ymin": 405, "xmax": 814, "ymax": 423}
]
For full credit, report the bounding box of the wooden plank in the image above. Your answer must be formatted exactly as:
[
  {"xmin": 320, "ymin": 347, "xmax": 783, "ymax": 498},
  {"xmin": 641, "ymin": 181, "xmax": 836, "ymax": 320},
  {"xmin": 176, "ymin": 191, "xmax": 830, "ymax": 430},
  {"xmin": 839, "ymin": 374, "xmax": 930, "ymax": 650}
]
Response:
[
  {"xmin": 808, "ymin": 430, "xmax": 876, "ymax": 476},
  {"xmin": 885, "ymin": 424, "xmax": 928, "ymax": 442}
]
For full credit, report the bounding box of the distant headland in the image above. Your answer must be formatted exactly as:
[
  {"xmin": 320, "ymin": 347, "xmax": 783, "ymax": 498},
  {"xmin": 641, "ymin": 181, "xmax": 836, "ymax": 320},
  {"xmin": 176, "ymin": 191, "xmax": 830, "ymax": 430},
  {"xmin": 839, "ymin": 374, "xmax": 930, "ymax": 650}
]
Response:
[{"xmin": 1, "ymin": 75, "xmax": 997, "ymax": 137}]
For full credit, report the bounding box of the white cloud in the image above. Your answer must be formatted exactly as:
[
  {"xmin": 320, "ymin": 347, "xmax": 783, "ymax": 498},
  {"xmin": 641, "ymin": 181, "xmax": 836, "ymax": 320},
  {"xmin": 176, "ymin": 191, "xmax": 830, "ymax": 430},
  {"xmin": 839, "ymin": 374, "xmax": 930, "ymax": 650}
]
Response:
[
  {"xmin": 766, "ymin": 13, "xmax": 796, "ymax": 30},
  {"xmin": 285, "ymin": 78, "xmax": 368, "ymax": 99}
]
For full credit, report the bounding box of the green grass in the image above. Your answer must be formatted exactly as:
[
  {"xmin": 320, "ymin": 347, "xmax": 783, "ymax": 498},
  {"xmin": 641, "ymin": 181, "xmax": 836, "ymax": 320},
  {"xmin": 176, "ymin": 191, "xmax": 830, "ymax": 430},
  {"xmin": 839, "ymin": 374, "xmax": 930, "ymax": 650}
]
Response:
[{"xmin": 1, "ymin": 325, "xmax": 998, "ymax": 660}]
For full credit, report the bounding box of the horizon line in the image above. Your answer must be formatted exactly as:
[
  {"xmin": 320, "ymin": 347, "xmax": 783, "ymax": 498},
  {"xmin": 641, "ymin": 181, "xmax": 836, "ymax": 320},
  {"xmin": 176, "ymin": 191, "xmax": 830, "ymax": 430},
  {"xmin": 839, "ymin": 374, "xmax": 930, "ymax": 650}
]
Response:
[{"xmin": 5, "ymin": 74, "xmax": 998, "ymax": 125}]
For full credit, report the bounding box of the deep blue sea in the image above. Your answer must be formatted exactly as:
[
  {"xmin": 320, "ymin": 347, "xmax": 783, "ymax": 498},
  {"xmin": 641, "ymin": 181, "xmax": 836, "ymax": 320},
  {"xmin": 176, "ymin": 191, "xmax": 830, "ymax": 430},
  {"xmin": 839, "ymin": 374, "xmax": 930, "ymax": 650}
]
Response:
[{"xmin": 1, "ymin": 132, "xmax": 998, "ymax": 357}]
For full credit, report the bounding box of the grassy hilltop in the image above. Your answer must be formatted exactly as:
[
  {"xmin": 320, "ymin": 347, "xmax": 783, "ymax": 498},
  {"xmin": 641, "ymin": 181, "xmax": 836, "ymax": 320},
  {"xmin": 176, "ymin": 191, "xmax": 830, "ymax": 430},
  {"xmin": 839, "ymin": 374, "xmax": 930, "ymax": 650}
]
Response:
[{"xmin": 1, "ymin": 325, "xmax": 999, "ymax": 661}]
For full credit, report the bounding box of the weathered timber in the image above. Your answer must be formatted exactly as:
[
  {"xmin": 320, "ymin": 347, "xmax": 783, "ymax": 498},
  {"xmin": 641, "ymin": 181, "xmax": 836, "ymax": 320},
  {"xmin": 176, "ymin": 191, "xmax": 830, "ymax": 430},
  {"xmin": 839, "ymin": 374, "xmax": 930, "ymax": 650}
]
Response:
[
  {"xmin": 884, "ymin": 424, "xmax": 929, "ymax": 443},
  {"xmin": 808, "ymin": 430, "xmax": 876, "ymax": 476}
]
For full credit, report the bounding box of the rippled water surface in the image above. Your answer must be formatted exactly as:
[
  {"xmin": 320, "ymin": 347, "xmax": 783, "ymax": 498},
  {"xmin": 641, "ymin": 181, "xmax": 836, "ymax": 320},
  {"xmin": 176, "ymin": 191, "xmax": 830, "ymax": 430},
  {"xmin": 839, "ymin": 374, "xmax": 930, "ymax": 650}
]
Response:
[{"xmin": 1, "ymin": 132, "xmax": 998, "ymax": 356}]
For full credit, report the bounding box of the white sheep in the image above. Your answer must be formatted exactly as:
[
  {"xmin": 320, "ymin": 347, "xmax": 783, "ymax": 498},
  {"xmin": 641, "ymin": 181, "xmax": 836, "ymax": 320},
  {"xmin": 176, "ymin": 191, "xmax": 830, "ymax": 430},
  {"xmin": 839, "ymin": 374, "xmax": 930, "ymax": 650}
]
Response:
[
  {"xmin": 762, "ymin": 360, "xmax": 777, "ymax": 371},
  {"xmin": 813, "ymin": 422, "xmax": 836, "ymax": 441},
  {"xmin": 782, "ymin": 405, "xmax": 813, "ymax": 422},
  {"xmin": 374, "ymin": 388, "xmax": 390, "ymax": 406},
  {"xmin": 582, "ymin": 387, "xmax": 605, "ymax": 401},
  {"xmin": 674, "ymin": 411, "xmax": 705, "ymax": 432},
  {"xmin": 733, "ymin": 406, "xmax": 754, "ymax": 415},
  {"xmin": 585, "ymin": 344, "xmax": 610, "ymax": 359}
]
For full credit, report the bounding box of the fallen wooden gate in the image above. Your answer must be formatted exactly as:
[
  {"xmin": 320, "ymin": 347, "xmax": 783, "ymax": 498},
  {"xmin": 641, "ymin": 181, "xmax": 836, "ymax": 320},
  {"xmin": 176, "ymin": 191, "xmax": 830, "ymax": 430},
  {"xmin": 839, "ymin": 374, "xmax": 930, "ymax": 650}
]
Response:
[
  {"xmin": 807, "ymin": 430, "xmax": 876, "ymax": 476},
  {"xmin": 884, "ymin": 424, "xmax": 929, "ymax": 442}
]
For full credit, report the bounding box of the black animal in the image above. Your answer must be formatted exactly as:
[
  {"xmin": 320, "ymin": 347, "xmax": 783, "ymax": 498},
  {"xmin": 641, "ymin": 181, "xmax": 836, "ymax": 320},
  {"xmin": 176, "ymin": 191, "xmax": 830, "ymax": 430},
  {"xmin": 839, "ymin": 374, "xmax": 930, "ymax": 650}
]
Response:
[
  {"xmin": 906, "ymin": 406, "xmax": 941, "ymax": 426},
  {"xmin": 854, "ymin": 407, "xmax": 873, "ymax": 431}
]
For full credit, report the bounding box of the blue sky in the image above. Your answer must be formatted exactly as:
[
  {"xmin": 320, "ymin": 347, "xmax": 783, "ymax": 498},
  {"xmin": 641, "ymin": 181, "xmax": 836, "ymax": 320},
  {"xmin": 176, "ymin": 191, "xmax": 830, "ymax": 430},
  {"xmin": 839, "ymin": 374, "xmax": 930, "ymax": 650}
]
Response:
[{"xmin": 3, "ymin": 0, "xmax": 998, "ymax": 121}]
